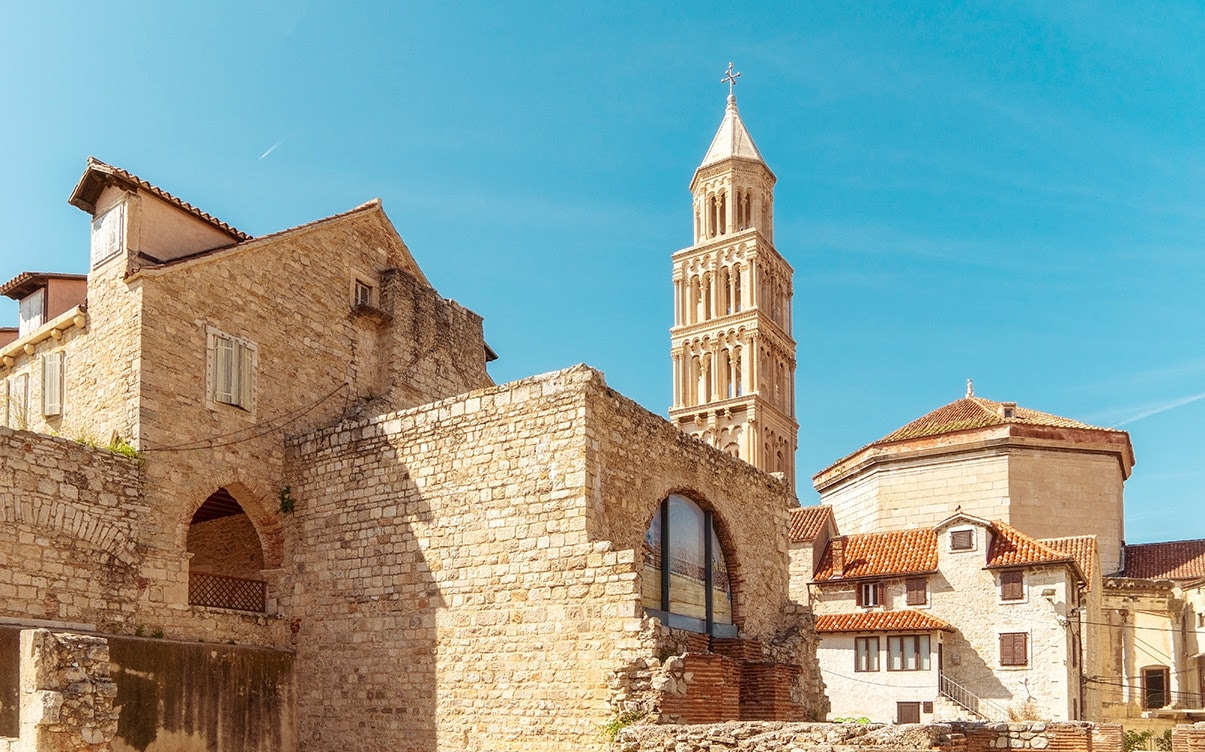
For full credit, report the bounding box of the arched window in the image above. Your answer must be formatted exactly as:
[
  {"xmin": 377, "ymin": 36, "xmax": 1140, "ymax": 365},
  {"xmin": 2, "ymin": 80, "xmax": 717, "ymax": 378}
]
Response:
[
  {"xmin": 641, "ymin": 495, "xmax": 736, "ymax": 637},
  {"xmin": 187, "ymin": 487, "xmax": 267, "ymax": 612}
]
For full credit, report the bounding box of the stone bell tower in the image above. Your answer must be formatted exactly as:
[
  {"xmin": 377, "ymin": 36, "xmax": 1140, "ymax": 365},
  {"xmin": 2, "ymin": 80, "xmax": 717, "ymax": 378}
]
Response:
[{"xmin": 668, "ymin": 66, "xmax": 798, "ymax": 488}]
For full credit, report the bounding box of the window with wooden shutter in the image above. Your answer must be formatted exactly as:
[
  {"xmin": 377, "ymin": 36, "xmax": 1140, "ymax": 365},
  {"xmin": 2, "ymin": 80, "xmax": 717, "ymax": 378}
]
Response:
[
  {"xmin": 42, "ymin": 352, "xmax": 64, "ymax": 417},
  {"xmin": 857, "ymin": 582, "xmax": 880, "ymax": 607},
  {"xmin": 1000, "ymin": 570, "xmax": 1024, "ymax": 601},
  {"xmin": 90, "ymin": 202, "xmax": 125, "ymax": 268},
  {"xmin": 9, "ymin": 374, "xmax": 29, "ymax": 429},
  {"xmin": 209, "ymin": 330, "xmax": 256, "ymax": 411},
  {"xmin": 906, "ymin": 577, "xmax": 927, "ymax": 606},
  {"xmin": 18, "ymin": 288, "xmax": 45, "ymax": 338},
  {"xmin": 999, "ymin": 632, "xmax": 1028, "ymax": 666},
  {"xmin": 950, "ymin": 529, "xmax": 974, "ymax": 551},
  {"xmin": 855, "ymin": 636, "xmax": 879, "ymax": 672}
]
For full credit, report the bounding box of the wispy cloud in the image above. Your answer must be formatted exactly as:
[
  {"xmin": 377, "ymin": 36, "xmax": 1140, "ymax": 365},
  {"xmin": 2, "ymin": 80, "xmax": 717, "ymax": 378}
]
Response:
[
  {"xmin": 258, "ymin": 141, "xmax": 282, "ymax": 160},
  {"xmin": 1113, "ymin": 391, "xmax": 1205, "ymax": 427}
]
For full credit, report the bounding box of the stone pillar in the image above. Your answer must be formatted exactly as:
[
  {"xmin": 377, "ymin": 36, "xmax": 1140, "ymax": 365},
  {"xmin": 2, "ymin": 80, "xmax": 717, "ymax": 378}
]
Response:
[{"xmin": 18, "ymin": 629, "xmax": 118, "ymax": 752}]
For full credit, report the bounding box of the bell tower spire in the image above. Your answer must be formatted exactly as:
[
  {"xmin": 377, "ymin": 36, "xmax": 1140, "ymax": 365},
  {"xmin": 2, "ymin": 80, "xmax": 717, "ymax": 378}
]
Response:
[{"xmin": 669, "ymin": 67, "xmax": 798, "ymax": 488}]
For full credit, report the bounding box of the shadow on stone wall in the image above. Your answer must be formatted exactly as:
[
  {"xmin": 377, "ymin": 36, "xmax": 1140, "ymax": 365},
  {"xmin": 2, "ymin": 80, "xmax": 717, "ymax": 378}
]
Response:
[{"xmin": 108, "ymin": 636, "xmax": 294, "ymax": 752}]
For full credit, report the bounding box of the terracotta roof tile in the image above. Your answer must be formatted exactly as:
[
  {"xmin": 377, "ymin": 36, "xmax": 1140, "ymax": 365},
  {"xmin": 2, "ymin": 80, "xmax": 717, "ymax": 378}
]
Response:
[
  {"xmin": 986, "ymin": 521, "xmax": 1075, "ymax": 569},
  {"xmin": 813, "ymin": 529, "xmax": 938, "ymax": 581},
  {"xmin": 0, "ymin": 272, "xmax": 87, "ymax": 299},
  {"xmin": 876, "ymin": 396, "xmax": 1106, "ymax": 446},
  {"xmin": 1122, "ymin": 539, "xmax": 1205, "ymax": 581},
  {"xmin": 1042, "ymin": 536, "xmax": 1097, "ymax": 590},
  {"xmin": 789, "ymin": 506, "xmax": 834, "ymax": 543},
  {"xmin": 69, "ymin": 157, "xmax": 251, "ymax": 241},
  {"xmin": 815, "ymin": 610, "xmax": 955, "ymax": 633}
]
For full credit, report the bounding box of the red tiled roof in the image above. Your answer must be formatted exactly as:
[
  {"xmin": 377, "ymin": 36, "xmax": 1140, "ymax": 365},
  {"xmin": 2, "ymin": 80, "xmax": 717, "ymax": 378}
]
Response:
[
  {"xmin": 1043, "ymin": 535, "xmax": 1098, "ymax": 590},
  {"xmin": 69, "ymin": 157, "xmax": 250, "ymax": 241},
  {"xmin": 0, "ymin": 272, "xmax": 87, "ymax": 299},
  {"xmin": 875, "ymin": 396, "xmax": 1106, "ymax": 446},
  {"xmin": 789, "ymin": 506, "xmax": 834, "ymax": 543},
  {"xmin": 986, "ymin": 521, "xmax": 1075, "ymax": 569},
  {"xmin": 813, "ymin": 529, "xmax": 938, "ymax": 581},
  {"xmin": 815, "ymin": 610, "xmax": 955, "ymax": 633},
  {"xmin": 1122, "ymin": 539, "xmax": 1205, "ymax": 581}
]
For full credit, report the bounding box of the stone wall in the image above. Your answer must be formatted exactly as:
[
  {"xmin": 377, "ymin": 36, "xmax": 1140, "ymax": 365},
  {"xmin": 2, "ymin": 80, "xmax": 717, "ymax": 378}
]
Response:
[
  {"xmin": 613, "ymin": 721, "xmax": 1123, "ymax": 752},
  {"xmin": 285, "ymin": 366, "xmax": 825, "ymax": 752},
  {"xmin": 0, "ymin": 427, "xmax": 145, "ymax": 631},
  {"xmin": 0, "ymin": 629, "xmax": 119, "ymax": 752},
  {"xmin": 187, "ymin": 514, "xmax": 265, "ymax": 580}
]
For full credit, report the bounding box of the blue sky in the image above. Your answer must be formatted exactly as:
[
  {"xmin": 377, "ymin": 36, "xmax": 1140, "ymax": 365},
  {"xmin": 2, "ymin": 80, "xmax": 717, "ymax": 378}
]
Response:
[{"xmin": 1, "ymin": 2, "xmax": 1202, "ymax": 544}]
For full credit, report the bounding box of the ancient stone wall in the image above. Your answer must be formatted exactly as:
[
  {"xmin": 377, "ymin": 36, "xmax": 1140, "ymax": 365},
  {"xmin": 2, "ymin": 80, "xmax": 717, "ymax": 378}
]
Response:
[
  {"xmin": 186, "ymin": 514, "xmax": 266, "ymax": 580},
  {"xmin": 1172, "ymin": 722, "xmax": 1205, "ymax": 752},
  {"xmin": 613, "ymin": 721, "xmax": 1123, "ymax": 752},
  {"xmin": 0, "ymin": 629, "xmax": 119, "ymax": 752},
  {"xmin": 0, "ymin": 427, "xmax": 145, "ymax": 631},
  {"xmin": 285, "ymin": 366, "xmax": 825, "ymax": 752}
]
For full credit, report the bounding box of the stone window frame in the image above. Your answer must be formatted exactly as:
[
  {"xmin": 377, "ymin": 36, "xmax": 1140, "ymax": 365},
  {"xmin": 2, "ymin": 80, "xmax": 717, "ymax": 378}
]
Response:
[
  {"xmin": 854, "ymin": 635, "xmax": 880, "ymax": 672},
  {"xmin": 1141, "ymin": 665, "xmax": 1170, "ymax": 709},
  {"xmin": 205, "ymin": 327, "xmax": 258, "ymax": 416},
  {"xmin": 998, "ymin": 569, "xmax": 1026, "ymax": 603},
  {"xmin": 998, "ymin": 631, "xmax": 1029, "ymax": 668}
]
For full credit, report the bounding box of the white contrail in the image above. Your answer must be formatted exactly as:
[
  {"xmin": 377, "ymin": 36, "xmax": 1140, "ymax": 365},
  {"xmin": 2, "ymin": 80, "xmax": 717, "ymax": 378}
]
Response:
[
  {"xmin": 1115, "ymin": 391, "xmax": 1205, "ymax": 427},
  {"xmin": 258, "ymin": 141, "xmax": 282, "ymax": 160}
]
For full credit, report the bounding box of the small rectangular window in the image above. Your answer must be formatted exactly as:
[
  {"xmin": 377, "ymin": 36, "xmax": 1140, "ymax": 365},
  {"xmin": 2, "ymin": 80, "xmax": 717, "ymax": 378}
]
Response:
[
  {"xmin": 999, "ymin": 632, "xmax": 1028, "ymax": 666},
  {"xmin": 18, "ymin": 288, "xmax": 45, "ymax": 338},
  {"xmin": 42, "ymin": 352, "xmax": 64, "ymax": 417},
  {"xmin": 855, "ymin": 636, "xmax": 879, "ymax": 672},
  {"xmin": 906, "ymin": 578, "xmax": 927, "ymax": 606},
  {"xmin": 354, "ymin": 279, "xmax": 374, "ymax": 308},
  {"xmin": 1000, "ymin": 570, "xmax": 1025, "ymax": 601},
  {"xmin": 209, "ymin": 331, "xmax": 255, "ymax": 411},
  {"xmin": 950, "ymin": 529, "xmax": 974, "ymax": 551},
  {"xmin": 1143, "ymin": 667, "xmax": 1169, "ymax": 709},
  {"xmin": 887, "ymin": 634, "xmax": 931, "ymax": 671},
  {"xmin": 857, "ymin": 582, "xmax": 880, "ymax": 607}
]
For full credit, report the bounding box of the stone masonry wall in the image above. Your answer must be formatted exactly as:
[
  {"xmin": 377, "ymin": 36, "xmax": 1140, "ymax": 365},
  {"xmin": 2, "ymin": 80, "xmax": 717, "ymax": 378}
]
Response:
[
  {"xmin": 285, "ymin": 366, "xmax": 825, "ymax": 752},
  {"xmin": 0, "ymin": 629, "xmax": 119, "ymax": 752},
  {"xmin": 186, "ymin": 514, "xmax": 265, "ymax": 580},
  {"xmin": 0, "ymin": 427, "xmax": 145, "ymax": 631}
]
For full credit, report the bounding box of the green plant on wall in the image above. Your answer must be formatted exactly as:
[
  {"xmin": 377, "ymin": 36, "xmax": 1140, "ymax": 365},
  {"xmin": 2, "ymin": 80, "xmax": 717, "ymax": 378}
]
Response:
[
  {"xmin": 603, "ymin": 711, "xmax": 645, "ymax": 742},
  {"xmin": 278, "ymin": 485, "xmax": 296, "ymax": 514}
]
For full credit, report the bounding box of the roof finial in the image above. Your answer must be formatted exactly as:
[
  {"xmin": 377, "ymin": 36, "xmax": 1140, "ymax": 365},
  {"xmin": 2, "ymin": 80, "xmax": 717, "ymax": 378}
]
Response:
[
  {"xmin": 722, "ymin": 61, "xmax": 741, "ymax": 100},
  {"xmin": 966, "ymin": 379, "xmax": 974, "ymax": 398}
]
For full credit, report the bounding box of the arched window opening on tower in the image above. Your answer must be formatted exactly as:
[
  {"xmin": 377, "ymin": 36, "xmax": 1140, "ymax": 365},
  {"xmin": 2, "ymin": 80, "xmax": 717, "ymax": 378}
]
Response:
[
  {"xmin": 641, "ymin": 494, "xmax": 736, "ymax": 637},
  {"xmin": 719, "ymin": 267, "xmax": 731, "ymax": 315},
  {"xmin": 718, "ymin": 192, "xmax": 727, "ymax": 235},
  {"xmin": 732, "ymin": 348, "xmax": 743, "ymax": 396},
  {"xmin": 720, "ymin": 350, "xmax": 732, "ymax": 399},
  {"xmin": 708, "ymin": 195, "xmax": 718, "ymax": 238},
  {"xmin": 702, "ymin": 352, "xmax": 713, "ymax": 403},
  {"xmin": 732, "ymin": 266, "xmax": 742, "ymax": 312},
  {"xmin": 690, "ymin": 277, "xmax": 701, "ymax": 325},
  {"xmin": 703, "ymin": 273, "xmax": 713, "ymax": 321},
  {"xmin": 187, "ymin": 487, "xmax": 267, "ymax": 613}
]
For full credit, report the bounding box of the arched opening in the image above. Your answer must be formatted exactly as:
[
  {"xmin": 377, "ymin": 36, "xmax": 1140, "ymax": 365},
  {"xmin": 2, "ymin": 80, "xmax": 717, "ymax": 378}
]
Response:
[
  {"xmin": 732, "ymin": 346, "xmax": 743, "ymax": 397},
  {"xmin": 641, "ymin": 494, "xmax": 736, "ymax": 637},
  {"xmin": 689, "ymin": 276, "xmax": 701, "ymax": 325},
  {"xmin": 719, "ymin": 267, "xmax": 731, "ymax": 315},
  {"xmin": 732, "ymin": 265, "xmax": 742, "ymax": 312},
  {"xmin": 187, "ymin": 487, "xmax": 268, "ymax": 612}
]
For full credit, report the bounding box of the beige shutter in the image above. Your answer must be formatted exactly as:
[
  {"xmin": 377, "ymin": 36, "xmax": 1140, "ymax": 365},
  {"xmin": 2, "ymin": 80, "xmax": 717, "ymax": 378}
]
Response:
[
  {"xmin": 238, "ymin": 341, "xmax": 254, "ymax": 409},
  {"xmin": 42, "ymin": 353, "xmax": 63, "ymax": 416},
  {"xmin": 214, "ymin": 337, "xmax": 236, "ymax": 404}
]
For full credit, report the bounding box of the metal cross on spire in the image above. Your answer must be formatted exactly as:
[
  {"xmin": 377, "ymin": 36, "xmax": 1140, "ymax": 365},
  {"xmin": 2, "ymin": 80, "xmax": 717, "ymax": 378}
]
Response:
[{"xmin": 722, "ymin": 62, "xmax": 741, "ymax": 97}]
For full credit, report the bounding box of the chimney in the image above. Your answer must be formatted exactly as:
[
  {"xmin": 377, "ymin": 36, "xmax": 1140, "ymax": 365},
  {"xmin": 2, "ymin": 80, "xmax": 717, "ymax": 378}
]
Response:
[{"xmin": 831, "ymin": 536, "xmax": 847, "ymax": 578}]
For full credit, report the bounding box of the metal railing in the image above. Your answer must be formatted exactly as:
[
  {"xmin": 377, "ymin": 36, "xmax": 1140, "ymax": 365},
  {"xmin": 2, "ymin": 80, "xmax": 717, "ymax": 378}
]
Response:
[
  {"xmin": 938, "ymin": 672, "xmax": 1009, "ymax": 721},
  {"xmin": 188, "ymin": 573, "xmax": 266, "ymax": 613}
]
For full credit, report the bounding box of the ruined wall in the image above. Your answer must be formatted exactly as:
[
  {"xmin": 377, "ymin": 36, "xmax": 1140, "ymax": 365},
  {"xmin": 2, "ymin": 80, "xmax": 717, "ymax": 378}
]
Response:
[
  {"xmin": 0, "ymin": 427, "xmax": 145, "ymax": 630},
  {"xmin": 285, "ymin": 366, "xmax": 824, "ymax": 752}
]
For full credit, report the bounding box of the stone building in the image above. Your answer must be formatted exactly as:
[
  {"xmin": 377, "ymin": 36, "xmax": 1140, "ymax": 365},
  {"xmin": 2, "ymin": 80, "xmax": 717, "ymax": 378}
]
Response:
[
  {"xmin": 668, "ymin": 93, "xmax": 799, "ymax": 488},
  {"xmin": 0, "ymin": 105, "xmax": 825, "ymax": 752},
  {"xmin": 795, "ymin": 382, "xmax": 1205, "ymax": 728}
]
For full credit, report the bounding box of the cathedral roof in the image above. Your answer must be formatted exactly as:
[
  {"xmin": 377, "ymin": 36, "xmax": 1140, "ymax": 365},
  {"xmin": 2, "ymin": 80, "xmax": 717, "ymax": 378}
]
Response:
[
  {"xmin": 873, "ymin": 395, "xmax": 1105, "ymax": 445},
  {"xmin": 1042, "ymin": 535, "xmax": 1098, "ymax": 589},
  {"xmin": 698, "ymin": 95, "xmax": 765, "ymax": 169}
]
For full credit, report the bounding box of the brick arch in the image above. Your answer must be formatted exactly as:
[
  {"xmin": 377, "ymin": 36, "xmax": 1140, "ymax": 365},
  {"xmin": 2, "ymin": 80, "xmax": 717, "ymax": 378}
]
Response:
[
  {"xmin": 179, "ymin": 480, "xmax": 283, "ymax": 569},
  {"xmin": 2, "ymin": 496, "xmax": 139, "ymax": 564},
  {"xmin": 638, "ymin": 486, "xmax": 747, "ymax": 631}
]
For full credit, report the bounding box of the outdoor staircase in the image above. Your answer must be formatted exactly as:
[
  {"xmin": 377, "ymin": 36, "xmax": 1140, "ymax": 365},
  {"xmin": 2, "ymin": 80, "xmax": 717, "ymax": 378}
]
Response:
[{"xmin": 938, "ymin": 672, "xmax": 1009, "ymax": 721}]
